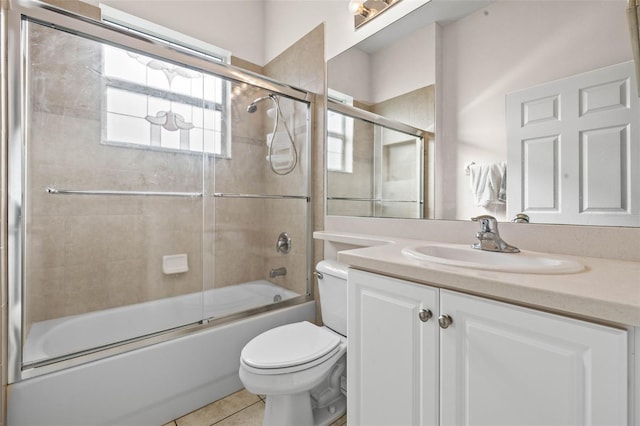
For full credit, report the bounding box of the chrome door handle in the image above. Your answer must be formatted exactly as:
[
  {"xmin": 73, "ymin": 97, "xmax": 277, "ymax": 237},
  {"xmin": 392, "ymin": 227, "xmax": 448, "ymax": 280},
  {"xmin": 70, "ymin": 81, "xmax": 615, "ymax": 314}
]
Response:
[
  {"xmin": 418, "ymin": 309, "xmax": 433, "ymax": 322},
  {"xmin": 438, "ymin": 314, "xmax": 453, "ymax": 329}
]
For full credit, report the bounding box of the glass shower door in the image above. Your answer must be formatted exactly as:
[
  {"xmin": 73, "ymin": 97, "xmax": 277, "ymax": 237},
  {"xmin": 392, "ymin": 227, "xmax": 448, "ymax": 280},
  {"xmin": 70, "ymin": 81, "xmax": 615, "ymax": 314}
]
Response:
[
  {"xmin": 20, "ymin": 19, "xmax": 210, "ymax": 366},
  {"xmin": 210, "ymin": 89, "xmax": 311, "ymax": 318},
  {"xmin": 10, "ymin": 6, "xmax": 312, "ymax": 381},
  {"xmin": 326, "ymin": 107, "xmax": 426, "ymax": 219}
]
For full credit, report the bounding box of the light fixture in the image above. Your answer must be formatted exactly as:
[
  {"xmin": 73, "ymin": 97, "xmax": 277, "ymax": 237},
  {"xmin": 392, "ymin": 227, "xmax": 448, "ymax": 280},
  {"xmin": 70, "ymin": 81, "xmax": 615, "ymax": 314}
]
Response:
[
  {"xmin": 349, "ymin": 0, "xmax": 401, "ymax": 29},
  {"xmin": 349, "ymin": 0, "xmax": 372, "ymax": 19}
]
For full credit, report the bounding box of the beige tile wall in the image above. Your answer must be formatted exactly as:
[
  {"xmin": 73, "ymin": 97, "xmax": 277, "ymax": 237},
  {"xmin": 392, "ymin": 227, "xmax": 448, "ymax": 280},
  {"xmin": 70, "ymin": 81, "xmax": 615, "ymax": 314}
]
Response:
[
  {"xmin": 263, "ymin": 23, "xmax": 325, "ymax": 310},
  {"xmin": 26, "ymin": 24, "xmax": 207, "ymax": 327}
]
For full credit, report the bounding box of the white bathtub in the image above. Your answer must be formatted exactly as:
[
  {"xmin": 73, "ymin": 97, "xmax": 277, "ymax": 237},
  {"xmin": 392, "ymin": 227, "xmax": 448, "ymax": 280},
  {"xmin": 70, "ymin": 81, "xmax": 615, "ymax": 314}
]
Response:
[
  {"xmin": 9, "ymin": 281, "xmax": 315, "ymax": 426},
  {"xmin": 24, "ymin": 280, "xmax": 300, "ymax": 364}
]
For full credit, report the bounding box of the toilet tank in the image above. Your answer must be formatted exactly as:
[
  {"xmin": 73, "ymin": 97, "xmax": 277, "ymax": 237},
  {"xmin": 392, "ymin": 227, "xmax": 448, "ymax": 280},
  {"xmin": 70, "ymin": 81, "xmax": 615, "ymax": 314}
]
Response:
[{"xmin": 316, "ymin": 260, "xmax": 348, "ymax": 336}]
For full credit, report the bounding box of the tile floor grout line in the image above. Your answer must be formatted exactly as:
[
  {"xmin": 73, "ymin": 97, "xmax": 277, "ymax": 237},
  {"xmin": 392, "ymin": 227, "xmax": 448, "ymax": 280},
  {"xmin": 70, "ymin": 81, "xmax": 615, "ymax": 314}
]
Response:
[{"xmin": 210, "ymin": 399, "xmax": 264, "ymax": 425}]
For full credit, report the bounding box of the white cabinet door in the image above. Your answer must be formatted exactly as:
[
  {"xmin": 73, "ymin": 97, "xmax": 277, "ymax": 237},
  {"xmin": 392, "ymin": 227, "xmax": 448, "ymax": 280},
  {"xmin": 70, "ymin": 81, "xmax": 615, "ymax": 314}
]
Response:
[
  {"xmin": 347, "ymin": 269, "xmax": 439, "ymax": 426},
  {"xmin": 439, "ymin": 290, "xmax": 628, "ymax": 426}
]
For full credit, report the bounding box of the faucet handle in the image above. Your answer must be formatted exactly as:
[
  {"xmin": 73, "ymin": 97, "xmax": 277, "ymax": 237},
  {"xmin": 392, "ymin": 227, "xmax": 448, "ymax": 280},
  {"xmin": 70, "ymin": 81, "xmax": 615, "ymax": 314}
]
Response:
[{"xmin": 471, "ymin": 215, "xmax": 498, "ymax": 232}]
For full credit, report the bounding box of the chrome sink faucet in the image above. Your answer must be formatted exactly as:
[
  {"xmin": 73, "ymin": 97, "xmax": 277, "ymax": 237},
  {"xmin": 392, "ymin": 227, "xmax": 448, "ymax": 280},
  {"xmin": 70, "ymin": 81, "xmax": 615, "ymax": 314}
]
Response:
[{"xmin": 471, "ymin": 215, "xmax": 520, "ymax": 253}]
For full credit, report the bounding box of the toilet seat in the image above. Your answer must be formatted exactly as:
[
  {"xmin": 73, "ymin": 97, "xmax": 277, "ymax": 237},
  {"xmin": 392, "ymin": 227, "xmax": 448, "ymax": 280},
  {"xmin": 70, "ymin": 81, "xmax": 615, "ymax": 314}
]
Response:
[{"xmin": 241, "ymin": 321, "xmax": 341, "ymax": 375}]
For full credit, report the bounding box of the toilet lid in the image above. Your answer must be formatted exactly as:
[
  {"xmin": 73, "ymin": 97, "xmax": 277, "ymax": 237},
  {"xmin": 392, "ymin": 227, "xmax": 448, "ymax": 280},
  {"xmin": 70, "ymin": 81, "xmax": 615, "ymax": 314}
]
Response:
[{"xmin": 241, "ymin": 321, "xmax": 341, "ymax": 369}]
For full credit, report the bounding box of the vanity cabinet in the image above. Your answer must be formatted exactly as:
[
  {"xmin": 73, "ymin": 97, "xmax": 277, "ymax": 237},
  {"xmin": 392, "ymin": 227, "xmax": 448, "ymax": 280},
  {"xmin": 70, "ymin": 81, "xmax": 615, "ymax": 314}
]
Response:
[
  {"xmin": 347, "ymin": 269, "xmax": 629, "ymax": 426},
  {"xmin": 347, "ymin": 270, "xmax": 440, "ymax": 426}
]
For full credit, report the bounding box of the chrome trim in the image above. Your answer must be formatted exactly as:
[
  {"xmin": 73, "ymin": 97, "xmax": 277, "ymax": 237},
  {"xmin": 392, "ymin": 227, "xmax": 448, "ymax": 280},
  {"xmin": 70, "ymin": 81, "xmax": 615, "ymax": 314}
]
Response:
[
  {"xmin": 13, "ymin": 0, "xmax": 313, "ymax": 104},
  {"xmin": 46, "ymin": 187, "xmax": 204, "ymax": 198},
  {"xmin": 328, "ymin": 99, "xmax": 432, "ymax": 139},
  {"xmin": 213, "ymin": 192, "xmax": 310, "ymax": 201},
  {"xmin": 327, "ymin": 196, "xmax": 423, "ymax": 203},
  {"xmin": 7, "ymin": 2, "xmax": 25, "ymax": 385},
  {"xmin": 512, "ymin": 213, "xmax": 530, "ymax": 223},
  {"xmin": 471, "ymin": 214, "xmax": 520, "ymax": 253},
  {"xmin": 304, "ymin": 100, "xmax": 313, "ymax": 302},
  {"xmin": 20, "ymin": 295, "xmax": 314, "ymax": 379},
  {"xmin": 418, "ymin": 309, "xmax": 433, "ymax": 323},
  {"xmin": 276, "ymin": 231, "xmax": 292, "ymax": 254},
  {"xmin": 438, "ymin": 314, "xmax": 453, "ymax": 329}
]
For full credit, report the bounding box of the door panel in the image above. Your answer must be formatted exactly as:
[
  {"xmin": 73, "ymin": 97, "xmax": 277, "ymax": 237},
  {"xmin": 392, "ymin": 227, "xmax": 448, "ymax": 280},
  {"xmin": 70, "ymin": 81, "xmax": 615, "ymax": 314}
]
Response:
[
  {"xmin": 440, "ymin": 290, "xmax": 628, "ymax": 426},
  {"xmin": 348, "ymin": 269, "xmax": 439, "ymax": 426},
  {"xmin": 507, "ymin": 61, "xmax": 639, "ymax": 226}
]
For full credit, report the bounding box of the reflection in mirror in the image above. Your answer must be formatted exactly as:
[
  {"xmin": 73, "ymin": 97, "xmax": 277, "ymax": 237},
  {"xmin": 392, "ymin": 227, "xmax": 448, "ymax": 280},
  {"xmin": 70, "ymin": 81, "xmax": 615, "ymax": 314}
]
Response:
[
  {"xmin": 327, "ymin": 0, "xmax": 639, "ymax": 227},
  {"xmin": 327, "ymin": 18, "xmax": 436, "ymax": 131},
  {"xmin": 327, "ymin": 101, "xmax": 433, "ymax": 219}
]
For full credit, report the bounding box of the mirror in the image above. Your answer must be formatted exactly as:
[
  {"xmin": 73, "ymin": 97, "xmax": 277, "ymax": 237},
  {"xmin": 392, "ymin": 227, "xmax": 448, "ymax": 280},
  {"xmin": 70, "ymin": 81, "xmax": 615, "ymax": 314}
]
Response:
[
  {"xmin": 326, "ymin": 102, "xmax": 431, "ymax": 218},
  {"xmin": 327, "ymin": 0, "xmax": 639, "ymax": 227},
  {"xmin": 326, "ymin": 5, "xmax": 440, "ymax": 219}
]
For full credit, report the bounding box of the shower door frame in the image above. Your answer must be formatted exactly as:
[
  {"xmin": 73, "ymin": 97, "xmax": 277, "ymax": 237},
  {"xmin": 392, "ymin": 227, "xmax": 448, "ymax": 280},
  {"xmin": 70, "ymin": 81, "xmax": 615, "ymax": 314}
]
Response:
[
  {"xmin": 326, "ymin": 99, "xmax": 432, "ymax": 218},
  {"xmin": 6, "ymin": 0, "xmax": 315, "ymax": 383}
]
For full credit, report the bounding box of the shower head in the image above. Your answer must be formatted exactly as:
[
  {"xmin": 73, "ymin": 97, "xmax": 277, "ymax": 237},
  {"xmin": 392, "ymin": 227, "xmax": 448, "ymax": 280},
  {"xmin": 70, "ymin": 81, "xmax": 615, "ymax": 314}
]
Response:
[{"xmin": 246, "ymin": 94, "xmax": 276, "ymax": 113}]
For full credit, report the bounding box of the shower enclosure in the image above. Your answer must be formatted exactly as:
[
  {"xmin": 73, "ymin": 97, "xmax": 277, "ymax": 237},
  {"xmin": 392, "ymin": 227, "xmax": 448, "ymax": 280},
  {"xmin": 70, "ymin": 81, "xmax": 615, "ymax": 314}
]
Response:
[
  {"xmin": 6, "ymin": 1, "xmax": 313, "ymax": 383},
  {"xmin": 326, "ymin": 100, "xmax": 432, "ymax": 219}
]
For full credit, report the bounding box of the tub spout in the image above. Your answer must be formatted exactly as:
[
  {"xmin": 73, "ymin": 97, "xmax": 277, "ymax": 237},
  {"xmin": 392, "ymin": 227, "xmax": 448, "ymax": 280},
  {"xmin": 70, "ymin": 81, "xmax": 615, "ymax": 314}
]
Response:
[{"xmin": 269, "ymin": 267, "xmax": 287, "ymax": 278}]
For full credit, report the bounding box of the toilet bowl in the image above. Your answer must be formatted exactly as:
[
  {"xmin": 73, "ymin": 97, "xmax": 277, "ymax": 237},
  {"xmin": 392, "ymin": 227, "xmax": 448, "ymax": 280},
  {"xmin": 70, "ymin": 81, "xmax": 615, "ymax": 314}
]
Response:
[{"xmin": 239, "ymin": 260, "xmax": 348, "ymax": 426}]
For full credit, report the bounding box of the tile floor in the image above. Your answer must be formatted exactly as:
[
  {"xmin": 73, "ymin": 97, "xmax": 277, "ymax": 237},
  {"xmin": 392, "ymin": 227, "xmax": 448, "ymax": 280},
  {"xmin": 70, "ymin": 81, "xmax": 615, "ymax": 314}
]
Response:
[{"xmin": 163, "ymin": 389, "xmax": 347, "ymax": 426}]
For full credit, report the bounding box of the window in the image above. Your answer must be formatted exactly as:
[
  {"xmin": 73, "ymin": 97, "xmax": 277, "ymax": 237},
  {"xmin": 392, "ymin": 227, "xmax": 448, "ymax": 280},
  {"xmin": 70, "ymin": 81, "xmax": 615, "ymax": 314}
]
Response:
[
  {"xmin": 327, "ymin": 89, "xmax": 354, "ymax": 173},
  {"xmin": 100, "ymin": 6, "xmax": 231, "ymax": 156}
]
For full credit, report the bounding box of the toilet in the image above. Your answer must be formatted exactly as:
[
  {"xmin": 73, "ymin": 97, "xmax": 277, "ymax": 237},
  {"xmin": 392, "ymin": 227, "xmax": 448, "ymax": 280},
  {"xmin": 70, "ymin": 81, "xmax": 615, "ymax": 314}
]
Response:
[{"xmin": 239, "ymin": 260, "xmax": 348, "ymax": 426}]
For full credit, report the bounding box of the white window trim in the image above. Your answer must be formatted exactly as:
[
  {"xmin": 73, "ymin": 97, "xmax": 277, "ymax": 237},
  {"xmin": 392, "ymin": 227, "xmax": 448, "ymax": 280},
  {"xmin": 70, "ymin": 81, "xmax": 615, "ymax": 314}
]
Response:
[
  {"xmin": 328, "ymin": 89, "xmax": 354, "ymax": 173},
  {"xmin": 99, "ymin": 4, "xmax": 231, "ymax": 63},
  {"xmin": 99, "ymin": 4, "xmax": 233, "ymax": 158}
]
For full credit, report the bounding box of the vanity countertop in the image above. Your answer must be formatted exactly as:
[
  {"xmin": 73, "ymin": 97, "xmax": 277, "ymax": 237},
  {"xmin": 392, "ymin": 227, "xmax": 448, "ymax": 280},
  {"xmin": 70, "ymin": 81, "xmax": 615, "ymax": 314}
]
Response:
[{"xmin": 316, "ymin": 231, "xmax": 640, "ymax": 327}]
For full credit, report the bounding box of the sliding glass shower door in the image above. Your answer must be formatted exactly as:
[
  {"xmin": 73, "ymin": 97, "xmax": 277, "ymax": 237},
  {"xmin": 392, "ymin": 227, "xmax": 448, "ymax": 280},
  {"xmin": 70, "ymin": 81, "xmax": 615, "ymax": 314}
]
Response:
[
  {"xmin": 9, "ymin": 7, "xmax": 311, "ymax": 381},
  {"xmin": 21, "ymin": 20, "xmax": 209, "ymax": 366}
]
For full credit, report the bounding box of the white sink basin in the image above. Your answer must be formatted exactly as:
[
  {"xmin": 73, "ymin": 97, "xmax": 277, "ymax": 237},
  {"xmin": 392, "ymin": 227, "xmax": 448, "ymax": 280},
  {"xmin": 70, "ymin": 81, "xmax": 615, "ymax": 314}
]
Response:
[{"xmin": 401, "ymin": 243, "xmax": 585, "ymax": 274}]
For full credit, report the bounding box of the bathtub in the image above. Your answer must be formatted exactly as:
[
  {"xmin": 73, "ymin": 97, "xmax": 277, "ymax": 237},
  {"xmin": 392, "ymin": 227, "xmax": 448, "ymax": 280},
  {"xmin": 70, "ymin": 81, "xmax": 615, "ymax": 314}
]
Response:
[
  {"xmin": 9, "ymin": 281, "xmax": 315, "ymax": 426},
  {"xmin": 23, "ymin": 280, "xmax": 300, "ymax": 364}
]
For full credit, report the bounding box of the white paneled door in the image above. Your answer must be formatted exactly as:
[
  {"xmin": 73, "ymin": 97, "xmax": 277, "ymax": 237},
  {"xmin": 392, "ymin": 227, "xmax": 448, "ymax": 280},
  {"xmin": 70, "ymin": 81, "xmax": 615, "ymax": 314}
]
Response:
[{"xmin": 506, "ymin": 61, "xmax": 639, "ymax": 226}]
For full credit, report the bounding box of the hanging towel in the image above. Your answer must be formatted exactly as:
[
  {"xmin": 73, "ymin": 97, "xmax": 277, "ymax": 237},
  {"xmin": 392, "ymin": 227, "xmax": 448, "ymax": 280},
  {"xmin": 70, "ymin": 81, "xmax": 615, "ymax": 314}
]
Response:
[
  {"xmin": 498, "ymin": 167, "xmax": 507, "ymax": 203},
  {"xmin": 468, "ymin": 162, "xmax": 507, "ymax": 207}
]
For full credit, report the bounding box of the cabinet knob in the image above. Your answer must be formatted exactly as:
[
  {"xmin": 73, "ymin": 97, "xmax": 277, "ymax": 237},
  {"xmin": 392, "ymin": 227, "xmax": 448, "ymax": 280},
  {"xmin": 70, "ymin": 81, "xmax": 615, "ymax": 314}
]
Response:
[
  {"xmin": 438, "ymin": 314, "xmax": 453, "ymax": 329},
  {"xmin": 418, "ymin": 309, "xmax": 433, "ymax": 322}
]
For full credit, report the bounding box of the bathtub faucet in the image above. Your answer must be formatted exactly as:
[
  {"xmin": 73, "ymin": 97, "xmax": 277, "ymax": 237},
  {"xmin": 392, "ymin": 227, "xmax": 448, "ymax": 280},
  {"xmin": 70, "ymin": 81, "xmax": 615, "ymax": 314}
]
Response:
[{"xmin": 269, "ymin": 267, "xmax": 287, "ymax": 278}]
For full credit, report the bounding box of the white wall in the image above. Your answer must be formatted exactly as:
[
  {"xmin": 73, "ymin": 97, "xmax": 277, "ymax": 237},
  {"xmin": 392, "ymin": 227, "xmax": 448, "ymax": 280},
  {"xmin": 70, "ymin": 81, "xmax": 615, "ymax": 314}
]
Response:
[
  {"xmin": 328, "ymin": 47, "xmax": 371, "ymax": 102},
  {"xmin": 264, "ymin": 0, "xmax": 430, "ymax": 63},
  {"xmin": 371, "ymin": 23, "xmax": 436, "ymax": 103},
  {"xmin": 84, "ymin": 0, "xmax": 430, "ymax": 67},
  {"xmin": 439, "ymin": 0, "xmax": 632, "ymax": 221},
  {"xmin": 328, "ymin": 22, "xmax": 436, "ymax": 105}
]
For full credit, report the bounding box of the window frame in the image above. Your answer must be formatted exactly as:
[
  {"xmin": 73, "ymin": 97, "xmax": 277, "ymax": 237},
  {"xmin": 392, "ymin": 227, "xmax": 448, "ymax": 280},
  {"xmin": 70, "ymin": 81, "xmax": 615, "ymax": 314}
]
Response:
[
  {"xmin": 99, "ymin": 5, "xmax": 232, "ymax": 157},
  {"xmin": 327, "ymin": 89, "xmax": 354, "ymax": 173}
]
